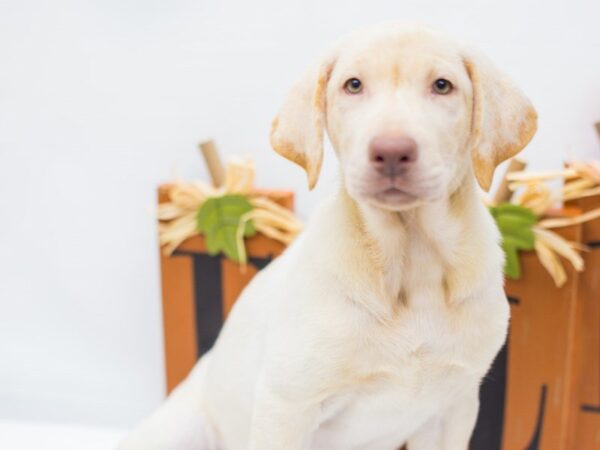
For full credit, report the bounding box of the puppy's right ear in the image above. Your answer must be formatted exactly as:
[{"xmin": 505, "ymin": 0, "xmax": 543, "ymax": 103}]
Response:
[{"xmin": 270, "ymin": 57, "xmax": 336, "ymax": 190}]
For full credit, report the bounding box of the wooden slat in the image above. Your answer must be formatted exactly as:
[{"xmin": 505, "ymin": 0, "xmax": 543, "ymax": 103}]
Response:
[
  {"xmin": 574, "ymin": 410, "xmax": 600, "ymax": 449},
  {"xmin": 568, "ymin": 195, "xmax": 600, "ymax": 448},
  {"xmin": 160, "ymin": 251, "xmax": 198, "ymax": 393},
  {"xmin": 503, "ymin": 222, "xmax": 582, "ymax": 450}
]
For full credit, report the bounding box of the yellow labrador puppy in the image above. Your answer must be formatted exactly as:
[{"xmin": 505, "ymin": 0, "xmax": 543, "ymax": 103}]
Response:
[{"xmin": 121, "ymin": 23, "xmax": 536, "ymax": 450}]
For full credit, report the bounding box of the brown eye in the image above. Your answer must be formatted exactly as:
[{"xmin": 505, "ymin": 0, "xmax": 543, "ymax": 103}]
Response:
[
  {"xmin": 344, "ymin": 78, "xmax": 363, "ymax": 94},
  {"xmin": 433, "ymin": 78, "xmax": 453, "ymax": 95}
]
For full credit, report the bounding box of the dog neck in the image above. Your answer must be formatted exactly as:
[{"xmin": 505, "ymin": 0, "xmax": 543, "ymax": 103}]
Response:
[{"xmin": 329, "ymin": 175, "xmax": 501, "ymax": 315}]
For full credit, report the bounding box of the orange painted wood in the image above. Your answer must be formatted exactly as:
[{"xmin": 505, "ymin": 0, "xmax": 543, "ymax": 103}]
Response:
[
  {"xmin": 574, "ymin": 411, "xmax": 600, "ymax": 449},
  {"xmin": 160, "ymin": 251, "xmax": 198, "ymax": 394},
  {"xmin": 569, "ymin": 195, "xmax": 600, "ymax": 448},
  {"xmin": 158, "ymin": 185, "xmax": 294, "ymax": 393},
  {"xmin": 575, "ymin": 196, "xmax": 600, "ymax": 242},
  {"xmin": 503, "ymin": 221, "xmax": 582, "ymax": 450},
  {"xmin": 220, "ymin": 234, "xmax": 287, "ymax": 318},
  {"xmin": 578, "ymin": 252, "xmax": 600, "ymax": 429}
]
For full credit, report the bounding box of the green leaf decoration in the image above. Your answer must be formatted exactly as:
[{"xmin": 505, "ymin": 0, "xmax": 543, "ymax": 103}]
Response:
[
  {"xmin": 196, "ymin": 194, "xmax": 256, "ymax": 262},
  {"xmin": 489, "ymin": 203, "xmax": 537, "ymax": 280}
]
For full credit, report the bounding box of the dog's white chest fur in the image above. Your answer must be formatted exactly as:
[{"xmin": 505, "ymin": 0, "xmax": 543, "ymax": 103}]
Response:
[
  {"xmin": 310, "ymin": 291, "xmax": 493, "ymax": 446},
  {"xmin": 292, "ymin": 197, "xmax": 509, "ymax": 449},
  {"xmin": 311, "ymin": 303, "xmax": 489, "ymax": 449}
]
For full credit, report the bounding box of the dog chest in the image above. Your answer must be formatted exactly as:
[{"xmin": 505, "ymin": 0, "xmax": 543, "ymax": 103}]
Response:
[
  {"xmin": 309, "ymin": 296, "xmax": 506, "ymax": 449},
  {"xmin": 311, "ymin": 359, "xmax": 474, "ymax": 449}
]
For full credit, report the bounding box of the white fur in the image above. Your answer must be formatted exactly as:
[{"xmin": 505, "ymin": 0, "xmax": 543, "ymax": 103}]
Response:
[{"xmin": 121, "ymin": 23, "xmax": 536, "ymax": 450}]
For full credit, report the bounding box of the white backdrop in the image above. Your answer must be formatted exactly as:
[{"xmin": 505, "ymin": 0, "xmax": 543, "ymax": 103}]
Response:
[{"xmin": 1, "ymin": 0, "xmax": 599, "ymax": 429}]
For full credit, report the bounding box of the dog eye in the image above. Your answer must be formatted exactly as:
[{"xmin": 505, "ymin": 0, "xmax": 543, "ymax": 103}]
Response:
[
  {"xmin": 432, "ymin": 78, "xmax": 453, "ymax": 95},
  {"xmin": 344, "ymin": 78, "xmax": 363, "ymax": 94}
]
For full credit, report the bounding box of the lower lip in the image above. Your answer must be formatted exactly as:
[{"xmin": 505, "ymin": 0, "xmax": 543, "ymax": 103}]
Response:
[
  {"xmin": 383, "ymin": 188, "xmax": 411, "ymax": 196},
  {"xmin": 383, "ymin": 188, "xmax": 405, "ymax": 195},
  {"xmin": 377, "ymin": 188, "xmax": 417, "ymax": 201}
]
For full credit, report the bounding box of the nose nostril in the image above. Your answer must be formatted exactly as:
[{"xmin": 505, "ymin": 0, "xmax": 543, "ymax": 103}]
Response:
[{"xmin": 369, "ymin": 136, "xmax": 418, "ymax": 172}]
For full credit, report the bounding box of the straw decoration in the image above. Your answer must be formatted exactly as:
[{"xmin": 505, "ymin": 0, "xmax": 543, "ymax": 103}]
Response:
[
  {"xmin": 158, "ymin": 158, "xmax": 303, "ymax": 264},
  {"xmin": 493, "ymin": 160, "xmax": 600, "ymax": 286}
]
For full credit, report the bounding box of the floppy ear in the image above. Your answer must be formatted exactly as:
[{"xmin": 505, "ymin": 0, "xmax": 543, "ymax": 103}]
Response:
[
  {"xmin": 270, "ymin": 58, "xmax": 335, "ymax": 190},
  {"xmin": 464, "ymin": 52, "xmax": 538, "ymax": 191}
]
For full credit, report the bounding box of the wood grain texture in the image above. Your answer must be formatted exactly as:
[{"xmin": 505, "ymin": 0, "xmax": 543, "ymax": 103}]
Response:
[
  {"xmin": 158, "ymin": 186, "xmax": 294, "ymax": 393},
  {"xmin": 503, "ymin": 220, "xmax": 582, "ymax": 450},
  {"xmin": 570, "ymin": 195, "xmax": 600, "ymax": 449},
  {"xmin": 160, "ymin": 251, "xmax": 198, "ymax": 393}
]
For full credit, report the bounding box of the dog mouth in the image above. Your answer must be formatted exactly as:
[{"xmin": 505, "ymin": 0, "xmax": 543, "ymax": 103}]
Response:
[
  {"xmin": 347, "ymin": 165, "xmax": 446, "ymax": 211},
  {"xmin": 381, "ymin": 187, "xmax": 412, "ymax": 196},
  {"xmin": 364, "ymin": 177, "xmax": 443, "ymax": 210},
  {"xmin": 374, "ymin": 187, "xmax": 418, "ymax": 202}
]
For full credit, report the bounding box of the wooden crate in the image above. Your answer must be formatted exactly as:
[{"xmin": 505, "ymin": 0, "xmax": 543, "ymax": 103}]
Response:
[
  {"xmin": 158, "ymin": 186, "xmax": 294, "ymax": 392},
  {"xmin": 158, "ymin": 189, "xmax": 600, "ymax": 447},
  {"xmin": 570, "ymin": 195, "xmax": 600, "ymax": 449},
  {"xmin": 473, "ymin": 211, "xmax": 586, "ymax": 450}
]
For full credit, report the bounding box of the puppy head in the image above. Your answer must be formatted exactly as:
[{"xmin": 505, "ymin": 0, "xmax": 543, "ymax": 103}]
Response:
[{"xmin": 271, "ymin": 24, "xmax": 537, "ymax": 211}]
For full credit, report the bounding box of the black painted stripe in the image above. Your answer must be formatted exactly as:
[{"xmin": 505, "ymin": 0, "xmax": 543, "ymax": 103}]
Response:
[
  {"xmin": 525, "ymin": 385, "xmax": 548, "ymax": 450},
  {"xmin": 190, "ymin": 253, "xmax": 224, "ymax": 356},
  {"xmin": 173, "ymin": 251, "xmax": 274, "ymax": 357},
  {"xmin": 507, "ymin": 296, "xmax": 520, "ymax": 305},
  {"xmin": 248, "ymin": 256, "xmax": 273, "ymax": 271},
  {"xmin": 471, "ymin": 341, "xmax": 509, "ymax": 450},
  {"xmin": 582, "ymin": 404, "xmax": 600, "ymax": 414}
]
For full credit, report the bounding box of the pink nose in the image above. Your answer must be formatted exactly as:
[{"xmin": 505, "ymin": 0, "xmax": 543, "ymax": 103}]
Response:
[{"xmin": 369, "ymin": 136, "xmax": 418, "ymax": 177}]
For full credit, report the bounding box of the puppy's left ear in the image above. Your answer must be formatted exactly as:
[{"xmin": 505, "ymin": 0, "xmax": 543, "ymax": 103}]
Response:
[
  {"xmin": 270, "ymin": 57, "xmax": 335, "ymax": 190},
  {"xmin": 464, "ymin": 51, "xmax": 538, "ymax": 191}
]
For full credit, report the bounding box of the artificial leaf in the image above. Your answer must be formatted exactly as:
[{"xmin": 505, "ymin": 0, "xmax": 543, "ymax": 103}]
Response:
[
  {"xmin": 196, "ymin": 194, "xmax": 256, "ymax": 262},
  {"xmin": 502, "ymin": 240, "xmax": 524, "ymax": 279},
  {"xmin": 489, "ymin": 203, "xmax": 536, "ymax": 279}
]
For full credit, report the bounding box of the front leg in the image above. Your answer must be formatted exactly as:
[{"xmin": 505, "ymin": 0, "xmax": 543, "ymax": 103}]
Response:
[
  {"xmin": 246, "ymin": 315, "xmax": 344, "ymax": 450},
  {"xmin": 248, "ymin": 380, "xmax": 320, "ymax": 450},
  {"xmin": 407, "ymin": 387, "xmax": 480, "ymax": 450}
]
